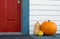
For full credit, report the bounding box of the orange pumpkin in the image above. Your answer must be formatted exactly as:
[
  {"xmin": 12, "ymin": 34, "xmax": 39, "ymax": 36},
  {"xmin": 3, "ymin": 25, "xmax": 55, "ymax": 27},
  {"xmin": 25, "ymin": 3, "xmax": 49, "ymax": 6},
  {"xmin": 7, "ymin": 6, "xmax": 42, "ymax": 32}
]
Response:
[{"xmin": 40, "ymin": 20, "xmax": 57, "ymax": 35}]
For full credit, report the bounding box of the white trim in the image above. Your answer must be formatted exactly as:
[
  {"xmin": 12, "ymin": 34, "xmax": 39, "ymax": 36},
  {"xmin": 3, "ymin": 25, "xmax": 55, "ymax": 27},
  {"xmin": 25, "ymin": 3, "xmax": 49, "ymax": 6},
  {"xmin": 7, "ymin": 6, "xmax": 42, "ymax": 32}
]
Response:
[{"xmin": 0, "ymin": 32, "xmax": 22, "ymax": 35}]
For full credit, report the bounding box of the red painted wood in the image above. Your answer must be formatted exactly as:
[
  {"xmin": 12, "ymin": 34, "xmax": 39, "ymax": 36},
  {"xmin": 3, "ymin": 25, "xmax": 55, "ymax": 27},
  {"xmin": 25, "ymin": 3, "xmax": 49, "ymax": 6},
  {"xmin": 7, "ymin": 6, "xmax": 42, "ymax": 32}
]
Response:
[{"xmin": 0, "ymin": 0, "xmax": 21, "ymax": 32}]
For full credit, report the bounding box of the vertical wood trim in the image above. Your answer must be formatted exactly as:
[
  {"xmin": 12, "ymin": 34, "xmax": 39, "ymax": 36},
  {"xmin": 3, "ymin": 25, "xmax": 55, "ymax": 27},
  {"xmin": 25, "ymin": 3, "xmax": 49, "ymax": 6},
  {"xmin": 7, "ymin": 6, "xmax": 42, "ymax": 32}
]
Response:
[{"xmin": 22, "ymin": 0, "xmax": 29, "ymax": 35}]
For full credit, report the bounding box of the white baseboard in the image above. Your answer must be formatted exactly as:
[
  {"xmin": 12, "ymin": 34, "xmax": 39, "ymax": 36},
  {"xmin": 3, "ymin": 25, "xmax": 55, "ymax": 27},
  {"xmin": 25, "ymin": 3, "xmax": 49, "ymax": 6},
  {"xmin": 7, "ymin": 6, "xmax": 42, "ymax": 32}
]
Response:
[{"xmin": 0, "ymin": 32, "xmax": 22, "ymax": 35}]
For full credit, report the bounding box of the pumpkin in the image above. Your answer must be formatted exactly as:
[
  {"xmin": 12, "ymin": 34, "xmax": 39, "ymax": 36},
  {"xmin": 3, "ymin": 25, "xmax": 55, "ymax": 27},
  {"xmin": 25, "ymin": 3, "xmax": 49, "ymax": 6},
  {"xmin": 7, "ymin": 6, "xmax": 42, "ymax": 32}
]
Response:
[
  {"xmin": 34, "ymin": 21, "xmax": 40, "ymax": 35},
  {"xmin": 40, "ymin": 20, "xmax": 57, "ymax": 35}
]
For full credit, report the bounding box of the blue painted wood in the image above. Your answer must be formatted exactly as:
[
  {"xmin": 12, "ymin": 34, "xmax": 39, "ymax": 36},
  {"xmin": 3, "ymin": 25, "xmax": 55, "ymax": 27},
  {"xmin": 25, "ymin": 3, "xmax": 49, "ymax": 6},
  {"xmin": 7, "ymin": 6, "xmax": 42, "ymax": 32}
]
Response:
[{"xmin": 22, "ymin": 0, "xmax": 29, "ymax": 35}]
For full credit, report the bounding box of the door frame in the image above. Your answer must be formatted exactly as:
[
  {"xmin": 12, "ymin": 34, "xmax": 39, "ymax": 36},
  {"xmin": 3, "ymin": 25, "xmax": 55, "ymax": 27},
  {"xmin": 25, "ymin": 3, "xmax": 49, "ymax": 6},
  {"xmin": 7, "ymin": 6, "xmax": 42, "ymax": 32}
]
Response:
[{"xmin": 22, "ymin": 0, "xmax": 29, "ymax": 35}]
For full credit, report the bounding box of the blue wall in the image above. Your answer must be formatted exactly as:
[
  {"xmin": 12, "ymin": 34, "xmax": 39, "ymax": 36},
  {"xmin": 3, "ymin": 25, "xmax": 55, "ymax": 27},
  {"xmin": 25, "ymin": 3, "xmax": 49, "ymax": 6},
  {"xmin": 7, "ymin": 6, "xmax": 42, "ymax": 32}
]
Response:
[{"xmin": 22, "ymin": 0, "xmax": 29, "ymax": 35}]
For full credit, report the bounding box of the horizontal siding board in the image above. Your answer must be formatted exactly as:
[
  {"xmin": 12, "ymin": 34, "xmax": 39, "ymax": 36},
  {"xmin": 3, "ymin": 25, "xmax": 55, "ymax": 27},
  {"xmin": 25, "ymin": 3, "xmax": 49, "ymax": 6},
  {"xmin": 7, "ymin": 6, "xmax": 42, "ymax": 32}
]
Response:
[
  {"xmin": 29, "ymin": 26, "xmax": 34, "ymax": 31},
  {"xmin": 30, "ymin": 9, "xmax": 60, "ymax": 11},
  {"xmin": 30, "ymin": 6, "xmax": 60, "ymax": 10},
  {"xmin": 56, "ymin": 30, "xmax": 60, "ymax": 34},
  {"xmin": 30, "ymin": 1, "xmax": 60, "ymax": 5},
  {"xmin": 30, "ymin": 4, "xmax": 60, "ymax": 6},
  {"xmin": 30, "ymin": 31, "xmax": 33, "ymax": 34},
  {"xmin": 30, "ymin": 11, "xmax": 60, "ymax": 15},
  {"xmin": 30, "ymin": 16, "xmax": 60, "ymax": 21},
  {"xmin": 30, "ymin": 0, "xmax": 60, "ymax": 1}
]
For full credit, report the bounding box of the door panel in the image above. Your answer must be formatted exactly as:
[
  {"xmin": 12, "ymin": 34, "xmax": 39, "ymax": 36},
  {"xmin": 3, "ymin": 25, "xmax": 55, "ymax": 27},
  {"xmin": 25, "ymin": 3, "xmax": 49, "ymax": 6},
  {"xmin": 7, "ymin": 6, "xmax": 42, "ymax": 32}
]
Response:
[
  {"xmin": 0, "ymin": 0, "xmax": 21, "ymax": 32},
  {"xmin": 0, "ymin": 0, "xmax": 5, "ymax": 32},
  {"xmin": 0, "ymin": 0, "xmax": 5, "ymax": 22},
  {"xmin": 5, "ymin": 0, "xmax": 16, "ymax": 21}
]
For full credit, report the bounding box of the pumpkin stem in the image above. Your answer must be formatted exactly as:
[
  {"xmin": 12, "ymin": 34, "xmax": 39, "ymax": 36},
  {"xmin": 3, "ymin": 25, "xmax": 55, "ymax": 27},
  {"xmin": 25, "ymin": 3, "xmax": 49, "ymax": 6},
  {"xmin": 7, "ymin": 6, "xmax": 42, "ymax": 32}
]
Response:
[
  {"xmin": 48, "ymin": 20, "xmax": 50, "ymax": 22},
  {"xmin": 37, "ymin": 21, "xmax": 39, "ymax": 23}
]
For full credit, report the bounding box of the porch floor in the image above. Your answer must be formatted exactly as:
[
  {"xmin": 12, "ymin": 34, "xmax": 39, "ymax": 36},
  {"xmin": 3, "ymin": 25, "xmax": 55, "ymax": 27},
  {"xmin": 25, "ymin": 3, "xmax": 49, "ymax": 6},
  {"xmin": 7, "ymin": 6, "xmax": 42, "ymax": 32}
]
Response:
[
  {"xmin": 31, "ymin": 34, "xmax": 60, "ymax": 39},
  {"xmin": 0, "ymin": 34, "xmax": 60, "ymax": 39},
  {"xmin": 0, "ymin": 35, "xmax": 32, "ymax": 39}
]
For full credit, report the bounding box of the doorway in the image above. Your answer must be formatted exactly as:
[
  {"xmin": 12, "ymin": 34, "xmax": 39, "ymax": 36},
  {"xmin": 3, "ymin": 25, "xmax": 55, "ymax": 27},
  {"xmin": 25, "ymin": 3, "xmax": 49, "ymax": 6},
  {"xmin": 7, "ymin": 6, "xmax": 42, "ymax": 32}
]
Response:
[{"xmin": 0, "ymin": 0, "xmax": 21, "ymax": 34}]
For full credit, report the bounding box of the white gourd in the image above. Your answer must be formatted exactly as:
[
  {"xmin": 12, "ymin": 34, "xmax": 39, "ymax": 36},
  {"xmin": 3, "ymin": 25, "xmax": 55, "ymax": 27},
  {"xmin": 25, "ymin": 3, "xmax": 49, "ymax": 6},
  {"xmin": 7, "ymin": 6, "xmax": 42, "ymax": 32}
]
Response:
[{"xmin": 34, "ymin": 21, "xmax": 40, "ymax": 35}]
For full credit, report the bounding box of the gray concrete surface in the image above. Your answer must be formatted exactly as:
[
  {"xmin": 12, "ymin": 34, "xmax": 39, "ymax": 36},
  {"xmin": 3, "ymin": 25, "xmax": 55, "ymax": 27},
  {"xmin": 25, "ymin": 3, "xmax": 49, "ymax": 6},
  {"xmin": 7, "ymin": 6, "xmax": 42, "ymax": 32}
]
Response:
[
  {"xmin": 0, "ymin": 34, "xmax": 60, "ymax": 39},
  {"xmin": 32, "ymin": 34, "xmax": 60, "ymax": 39},
  {"xmin": 0, "ymin": 35, "xmax": 33, "ymax": 39}
]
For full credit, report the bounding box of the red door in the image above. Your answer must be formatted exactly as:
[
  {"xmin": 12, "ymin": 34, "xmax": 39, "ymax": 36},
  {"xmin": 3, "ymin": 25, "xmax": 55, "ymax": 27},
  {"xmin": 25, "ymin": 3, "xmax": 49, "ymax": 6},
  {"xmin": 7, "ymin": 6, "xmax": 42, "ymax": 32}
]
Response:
[{"xmin": 0, "ymin": 0, "xmax": 21, "ymax": 32}]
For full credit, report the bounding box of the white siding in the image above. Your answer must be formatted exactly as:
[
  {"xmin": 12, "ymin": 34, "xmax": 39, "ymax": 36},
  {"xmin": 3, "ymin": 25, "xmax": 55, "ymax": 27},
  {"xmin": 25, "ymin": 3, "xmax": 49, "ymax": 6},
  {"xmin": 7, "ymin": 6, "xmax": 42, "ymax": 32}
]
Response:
[{"xmin": 30, "ymin": 0, "xmax": 60, "ymax": 34}]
